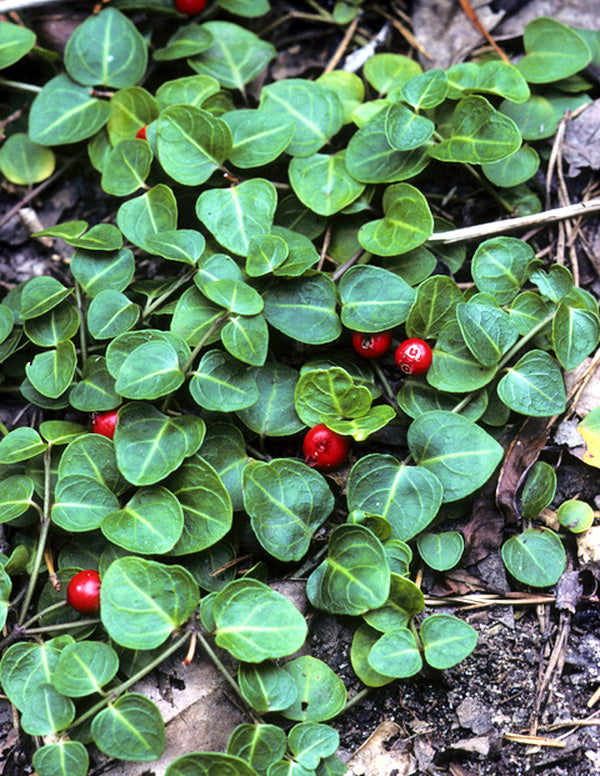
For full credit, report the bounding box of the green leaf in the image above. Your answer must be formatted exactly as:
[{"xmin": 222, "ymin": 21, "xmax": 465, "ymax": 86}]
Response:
[
  {"xmin": 223, "ymin": 108, "xmax": 295, "ymax": 168},
  {"xmin": 171, "ymin": 286, "xmax": 224, "ymax": 347},
  {"xmin": 246, "ymin": 234, "xmax": 289, "ymax": 277},
  {"xmin": 263, "ymin": 274, "xmax": 341, "ymax": 344},
  {"xmin": 497, "ymin": 350, "xmax": 566, "ymax": 416},
  {"xmin": 0, "ymin": 427, "xmax": 46, "ymax": 464},
  {"xmin": 363, "ymin": 573, "xmax": 423, "ymax": 632},
  {"xmin": 359, "ymin": 183, "xmax": 433, "ymax": 257},
  {"xmin": 200, "ymin": 423, "xmax": 248, "ymax": 512},
  {"xmin": 408, "ymin": 411, "xmax": 504, "ymax": 502},
  {"xmin": 214, "ymin": 579, "xmax": 307, "ymax": 661},
  {"xmin": 243, "ymin": 459, "xmax": 334, "ymax": 562},
  {"xmin": 101, "ymin": 138, "xmax": 153, "ymax": 196},
  {"xmin": 52, "ymin": 641, "xmax": 119, "ymax": 697},
  {"xmin": 0, "ymin": 304, "xmax": 13, "ymax": 345},
  {"xmin": 166, "ymin": 454, "xmax": 232, "ymax": 555},
  {"xmin": 29, "ymin": 75, "xmax": 111, "ymax": 145},
  {"xmin": 32, "ymin": 741, "xmax": 89, "ymax": 776},
  {"xmin": 204, "ymin": 279, "xmax": 263, "ymax": 314},
  {"xmin": 65, "ymin": 8, "xmax": 147, "ymax": 87},
  {"xmin": 145, "ymin": 229, "xmax": 205, "ymax": 265},
  {"xmin": 339, "ymin": 265, "xmax": 415, "ymax": 331},
  {"xmin": 114, "ymin": 339, "xmax": 184, "ymax": 399},
  {"xmin": 67, "ymin": 224, "xmax": 123, "ymax": 252},
  {"xmin": 420, "ymin": 614, "xmax": 478, "ymax": 669},
  {"xmin": 345, "ymin": 107, "xmax": 431, "ymax": 184},
  {"xmin": 25, "ymin": 341, "xmax": 77, "ymax": 399},
  {"xmin": 417, "ymin": 531, "xmax": 464, "ymax": 571},
  {"xmin": 307, "ymin": 524, "xmax": 389, "ymax": 615},
  {"xmin": 0, "ymin": 21, "xmax": 35, "ymax": 69},
  {"xmin": 350, "ymin": 624, "xmax": 395, "ymax": 688},
  {"xmin": 0, "ymin": 133, "xmax": 55, "ymax": 185},
  {"xmin": 221, "ymin": 313, "xmax": 269, "ymax": 366},
  {"xmin": 52, "ymin": 476, "xmax": 119, "ymax": 532},
  {"xmin": 401, "ymin": 68, "xmax": 448, "ymax": 109},
  {"xmin": 0, "ymin": 640, "xmax": 63, "ymax": 711},
  {"xmin": 501, "ymin": 527, "xmax": 566, "ymax": 587},
  {"xmin": 518, "ymin": 17, "xmax": 591, "ymax": 83},
  {"xmin": 187, "ymin": 20, "xmax": 276, "ymax": 90},
  {"xmin": 364, "ymin": 53, "xmax": 422, "ymax": 94},
  {"xmin": 530, "ymin": 264, "xmax": 574, "ymax": 303},
  {"xmin": 106, "ymin": 86, "xmax": 158, "ymax": 145},
  {"xmin": 190, "ymin": 349, "xmax": 257, "ymax": 411},
  {"xmin": 69, "ymin": 356, "xmax": 120, "ymax": 412},
  {"xmin": 385, "ymin": 103, "xmax": 434, "ymax": 150},
  {"xmin": 238, "ymin": 661, "xmax": 299, "ymax": 714},
  {"xmin": 71, "ymin": 247, "xmax": 135, "ymax": 297},
  {"xmin": 367, "ymin": 628, "xmax": 422, "ymax": 678},
  {"xmin": 217, "ymin": 0, "xmax": 270, "ymax": 15},
  {"xmin": 446, "ymin": 61, "xmax": 530, "ymax": 103},
  {"xmin": 552, "ymin": 303, "xmax": 600, "ymax": 370},
  {"xmin": 116, "ymin": 184, "xmax": 177, "ymax": 252},
  {"xmin": 102, "ymin": 486, "xmax": 184, "ymax": 554},
  {"xmin": 197, "ymin": 178, "xmax": 276, "ymax": 256},
  {"xmin": 397, "ymin": 379, "xmax": 487, "ymax": 421},
  {"xmin": 347, "ymin": 454, "xmax": 443, "ymax": 540},
  {"xmin": 482, "ymin": 145, "xmax": 540, "ymax": 187},
  {"xmin": 471, "ymin": 237, "xmax": 534, "ymax": 305},
  {"xmin": 227, "ymin": 724, "xmax": 287, "ymax": 774},
  {"xmin": 20, "ymin": 277, "xmax": 72, "ymax": 320},
  {"xmin": 326, "ymin": 405, "xmax": 395, "ymax": 442},
  {"xmin": 521, "ymin": 461, "xmax": 557, "ymax": 521},
  {"xmin": 281, "ymin": 656, "xmax": 346, "ymax": 722},
  {"xmin": 21, "ymin": 683, "xmax": 75, "ymax": 735},
  {"xmin": 289, "ymin": 152, "xmax": 364, "ymax": 216},
  {"xmin": 157, "ymin": 105, "xmax": 232, "ymax": 185},
  {"xmin": 456, "ymin": 302, "xmax": 519, "ymax": 366},
  {"xmin": 405, "ymin": 275, "xmax": 463, "ymax": 339},
  {"xmin": 294, "ymin": 366, "xmax": 372, "ymax": 427},
  {"xmin": 260, "ymin": 79, "xmax": 344, "ymax": 157},
  {"xmin": 288, "ymin": 723, "xmax": 339, "ymax": 770},
  {"xmin": 427, "ymin": 321, "xmax": 496, "ymax": 393},
  {"xmin": 58, "ymin": 433, "xmax": 123, "ymax": 493},
  {"xmin": 271, "ymin": 226, "xmax": 319, "ymax": 277},
  {"xmin": 23, "ymin": 301, "xmax": 79, "ymax": 347},
  {"xmin": 156, "ymin": 74, "xmax": 220, "ymax": 110},
  {"xmin": 153, "ymin": 22, "xmax": 214, "ymax": 61},
  {"xmin": 317, "ymin": 70, "xmax": 364, "ymax": 123},
  {"xmin": 100, "ymin": 557, "xmax": 199, "ymax": 649},
  {"xmin": 429, "ymin": 95, "xmax": 521, "ymax": 164},
  {"xmin": 92, "ymin": 693, "xmax": 165, "ymax": 761},
  {"xmin": 237, "ymin": 362, "xmax": 304, "ymax": 437},
  {"xmin": 500, "ymin": 95, "xmax": 557, "ymax": 140},
  {"xmin": 166, "ymin": 753, "xmax": 260, "ymax": 776},
  {"xmin": 87, "ymin": 289, "xmax": 140, "ymax": 340}
]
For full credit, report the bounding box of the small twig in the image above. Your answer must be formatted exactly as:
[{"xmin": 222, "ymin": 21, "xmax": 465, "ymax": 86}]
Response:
[
  {"xmin": 332, "ymin": 248, "xmax": 365, "ymax": 282},
  {"xmin": 504, "ymin": 732, "xmax": 566, "ymax": 749},
  {"xmin": 323, "ymin": 13, "xmax": 361, "ymax": 74}
]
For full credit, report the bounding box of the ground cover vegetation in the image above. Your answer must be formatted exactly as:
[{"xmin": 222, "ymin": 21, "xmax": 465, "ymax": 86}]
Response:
[{"xmin": 0, "ymin": 1, "xmax": 600, "ymax": 774}]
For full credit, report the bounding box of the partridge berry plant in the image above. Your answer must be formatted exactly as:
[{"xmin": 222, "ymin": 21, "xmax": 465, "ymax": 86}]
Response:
[
  {"xmin": 0, "ymin": 4, "xmax": 599, "ymax": 776},
  {"xmin": 66, "ymin": 569, "xmax": 102, "ymax": 615}
]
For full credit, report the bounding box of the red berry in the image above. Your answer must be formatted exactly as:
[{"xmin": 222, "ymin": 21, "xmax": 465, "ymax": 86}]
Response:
[
  {"xmin": 394, "ymin": 338, "xmax": 433, "ymax": 376},
  {"xmin": 175, "ymin": 0, "xmax": 206, "ymax": 14},
  {"xmin": 352, "ymin": 330, "xmax": 392, "ymax": 359},
  {"xmin": 135, "ymin": 125, "xmax": 148, "ymax": 141},
  {"xmin": 67, "ymin": 569, "xmax": 101, "ymax": 615},
  {"xmin": 302, "ymin": 424, "xmax": 350, "ymax": 471},
  {"xmin": 92, "ymin": 409, "xmax": 119, "ymax": 440}
]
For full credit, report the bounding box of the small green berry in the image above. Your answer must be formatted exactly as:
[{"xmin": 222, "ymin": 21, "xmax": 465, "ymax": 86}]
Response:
[{"xmin": 556, "ymin": 499, "xmax": 594, "ymax": 533}]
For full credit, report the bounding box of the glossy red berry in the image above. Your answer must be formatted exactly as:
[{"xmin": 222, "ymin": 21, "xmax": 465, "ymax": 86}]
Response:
[
  {"xmin": 394, "ymin": 338, "xmax": 433, "ymax": 376},
  {"xmin": 135, "ymin": 125, "xmax": 148, "ymax": 141},
  {"xmin": 92, "ymin": 409, "xmax": 119, "ymax": 440},
  {"xmin": 67, "ymin": 569, "xmax": 101, "ymax": 615},
  {"xmin": 175, "ymin": 0, "xmax": 207, "ymax": 14},
  {"xmin": 351, "ymin": 330, "xmax": 393, "ymax": 359},
  {"xmin": 303, "ymin": 424, "xmax": 351, "ymax": 471}
]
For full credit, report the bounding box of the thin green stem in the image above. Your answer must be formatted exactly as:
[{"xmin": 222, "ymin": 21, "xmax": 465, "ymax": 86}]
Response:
[
  {"xmin": 290, "ymin": 542, "xmax": 329, "ymax": 579},
  {"xmin": 496, "ymin": 310, "xmax": 557, "ymax": 371},
  {"xmin": 74, "ymin": 282, "xmax": 88, "ymax": 364},
  {"xmin": 341, "ymin": 686, "xmax": 372, "ymax": 714},
  {"xmin": 182, "ymin": 313, "xmax": 229, "ymax": 375},
  {"xmin": 371, "ymin": 361, "xmax": 399, "ymax": 411},
  {"xmin": 332, "ymin": 249, "xmax": 365, "ymax": 282},
  {"xmin": 21, "ymin": 600, "xmax": 67, "ymax": 630},
  {"xmin": 69, "ymin": 630, "xmax": 192, "ymax": 732},
  {"xmin": 0, "ymin": 77, "xmax": 42, "ymax": 94},
  {"xmin": 18, "ymin": 446, "xmax": 53, "ymax": 626},
  {"xmin": 142, "ymin": 269, "xmax": 196, "ymax": 319},
  {"xmin": 24, "ymin": 618, "xmax": 100, "ymax": 634}
]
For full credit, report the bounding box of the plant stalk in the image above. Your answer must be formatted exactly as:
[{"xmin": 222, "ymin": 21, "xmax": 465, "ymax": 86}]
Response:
[{"xmin": 0, "ymin": 77, "xmax": 42, "ymax": 94}]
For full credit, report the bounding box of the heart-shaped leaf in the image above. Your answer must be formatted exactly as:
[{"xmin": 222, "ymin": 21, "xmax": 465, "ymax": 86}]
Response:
[
  {"xmin": 52, "ymin": 641, "xmax": 119, "ymax": 697},
  {"xmin": 497, "ymin": 350, "xmax": 566, "ymax": 416},
  {"xmin": 420, "ymin": 614, "xmax": 478, "ymax": 669},
  {"xmin": 358, "ymin": 183, "xmax": 433, "ymax": 256},
  {"xmin": 339, "ymin": 265, "xmax": 416, "ymax": 331},
  {"xmin": 501, "ymin": 528, "xmax": 566, "ymax": 587},
  {"xmin": 281, "ymin": 656, "xmax": 346, "ymax": 722},
  {"xmin": 289, "ymin": 152, "xmax": 365, "ymax": 216},
  {"xmin": 91, "ymin": 693, "xmax": 165, "ymax": 761},
  {"xmin": 32, "ymin": 741, "xmax": 89, "ymax": 776}
]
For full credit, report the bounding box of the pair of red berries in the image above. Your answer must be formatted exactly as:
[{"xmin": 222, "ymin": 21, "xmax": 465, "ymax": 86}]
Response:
[
  {"xmin": 352, "ymin": 331, "xmax": 433, "ymax": 376},
  {"xmin": 67, "ymin": 569, "xmax": 101, "ymax": 614}
]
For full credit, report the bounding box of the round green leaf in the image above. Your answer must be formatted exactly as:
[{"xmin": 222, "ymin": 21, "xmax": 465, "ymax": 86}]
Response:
[
  {"xmin": 106, "ymin": 86, "xmax": 158, "ymax": 146},
  {"xmin": 166, "ymin": 454, "xmax": 232, "ymax": 555},
  {"xmin": 52, "ymin": 641, "xmax": 119, "ymax": 697},
  {"xmin": 67, "ymin": 223, "xmax": 123, "ymax": 252},
  {"xmin": 227, "ymin": 724, "xmax": 287, "ymax": 774},
  {"xmin": 190, "ymin": 349, "xmax": 258, "ymax": 412},
  {"xmin": 521, "ymin": 461, "xmax": 557, "ymax": 521},
  {"xmin": 262, "ymin": 274, "xmax": 341, "ymax": 344},
  {"xmin": 21, "ymin": 683, "xmax": 75, "ymax": 735},
  {"xmin": 367, "ymin": 628, "xmax": 422, "ymax": 678},
  {"xmin": 246, "ymin": 234, "xmax": 289, "ymax": 277},
  {"xmin": 0, "ymin": 133, "xmax": 55, "ymax": 185},
  {"xmin": 408, "ymin": 411, "xmax": 504, "ymax": 502},
  {"xmin": 294, "ymin": 366, "xmax": 372, "ymax": 427},
  {"xmin": 100, "ymin": 557, "xmax": 199, "ymax": 649},
  {"xmin": 339, "ymin": 265, "xmax": 416, "ymax": 330},
  {"xmin": 364, "ymin": 53, "xmax": 422, "ymax": 93},
  {"xmin": 471, "ymin": 237, "xmax": 535, "ymax": 304},
  {"xmin": 482, "ymin": 145, "xmax": 540, "ymax": 187},
  {"xmin": 350, "ymin": 623, "xmax": 395, "ymax": 688},
  {"xmin": 214, "ymin": 579, "xmax": 307, "ymax": 662},
  {"xmin": 281, "ymin": 656, "xmax": 346, "ymax": 722},
  {"xmin": 102, "ymin": 486, "xmax": 184, "ymax": 554},
  {"xmin": 20, "ymin": 276, "xmax": 72, "ymax": 320},
  {"xmin": 288, "ymin": 722, "xmax": 339, "ymax": 769},
  {"xmin": 23, "ymin": 301, "xmax": 79, "ymax": 347},
  {"xmin": 92, "ymin": 693, "xmax": 165, "ymax": 761},
  {"xmin": 221, "ymin": 313, "xmax": 269, "ymax": 366},
  {"xmin": 156, "ymin": 74, "xmax": 220, "ymax": 110},
  {"xmin": 243, "ymin": 458, "xmax": 334, "ymax": 562},
  {"xmin": 71, "ymin": 247, "xmax": 135, "ymax": 297},
  {"xmin": 500, "ymin": 95, "xmax": 557, "ymax": 140},
  {"xmin": 427, "ymin": 321, "xmax": 497, "ymax": 394},
  {"xmin": 385, "ymin": 103, "xmax": 434, "ymax": 150},
  {"xmin": 25, "ymin": 341, "xmax": 77, "ymax": 399},
  {"xmin": 289, "ymin": 151, "xmax": 364, "ymax": 216},
  {"xmin": 0, "ymin": 427, "xmax": 46, "ymax": 464},
  {"xmin": 117, "ymin": 184, "xmax": 178, "ymax": 252},
  {"xmin": 166, "ymin": 752, "xmax": 260, "ymax": 776},
  {"xmin": 65, "ymin": 8, "xmax": 147, "ymax": 87},
  {"xmin": 420, "ymin": 614, "xmax": 478, "ymax": 669},
  {"xmin": 196, "ymin": 178, "xmax": 276, "ymax": 256},
  {"xmin": 271, "ymin": 225, "xmax": 320, "ymax": 277},
  {"xmin": 0, "ymin": 20, "xmax": 35, "ymax": 69},
  {"xmin": 101, "ymin": 138, "xmax": 153, "ymax": 195},
  {"xmin": 145, "ymin": 229, "xmax": 205, "ymax": 265},
  {"xmin": 456, "ymin": 302, "xmax": 519, "ymax": 366},
  {"xmin": 114, "ymin": 340, "xmax": 184, "ymax": 400},
  {"xmin": 0, "ymin": 640, "xmax": 62, "ymax": 712},
  {"xmin": 52, "ymin": 475, "xmax": 119, "ymax": 532},
  {"xmin": 502, "ymin": 527, "xmax": 566, "ymax": 587},
  {"xmin": 223, "ymin": 108, "xmax": 295, "ymax": 168},
  {"xmin": 200, "ymin": 423, "xmax": 248, "ymax": 512},
  {"xmin": 405, "ymin": 275, "xmax": 464, "ymax": 339},
  {"xmin": 497, "ymin": 350, "xmax": 566, "ymax": 416},
  {"xmin": 29, "ymin": 75, "xmax": 111, "ymax": 146},
  {"xmin": 347, "ymin": 454, "xmax": 443, "ymax": 540},
  {"xmin": 87, "ymin": 289, "xmax": 140, "ymax": 340},
  {"xmin": 397, "ymin": 379, "xmax": 488, "ymax": 421},
  {"xmin": 518, "ymin": 17, "xmax": 591, "ymax": 83},
  {"xmin": 238, "ymin": 661, "xmax": 299, "ymax": 714},
  {"xmin": 401, "ymin": 68, "xmax": 448, "ymax": 109},
  {"xmin": 153, "ymin": 22, "xmax": 214, "ymax": 61},
  {"xmin": 188, "ymin": 21, "xmax": 276, "ymax": 91},
  {"xmin": 58, "ymin": 433, "xmax": 123, "ymax": 493},
  {"xmin": 33, "ymin": 741, "xmax": 89, "ymax": 776},
  {"xmin": 237, "ymin": 361, "xmax": 304, "ymax": 437},
  {"xmin": 363, "ymin": 573, "xmax": 423, "ymax": 632},
  {"xmin": 552, "ymin": 303, "xmax": 600, "ymax": 370},
  {"xmin": 204, "ymin": 279, "xmax": 263, "ymax": 315},
  {"xmin": 445, "ymin": 60, "xmax": 530, "ymax": 102},
  {"xmin": 170, "ymin": 286, "xmax": 224, "ymax": 347},
  {"xmin": 259, "ymin": 79, "xmax": 343, "ymax": 157},
  {"xmin": 307, "ymin": 524, "xmax": 390, "ymax": 615},
  {"xmin": 69, "ymin": 356, "xmax": 120, "ymax": 412},
  {"xmin": 417, "ymin": 531, "xmax": 464, "ymax": 571}
]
